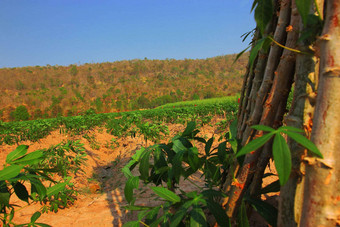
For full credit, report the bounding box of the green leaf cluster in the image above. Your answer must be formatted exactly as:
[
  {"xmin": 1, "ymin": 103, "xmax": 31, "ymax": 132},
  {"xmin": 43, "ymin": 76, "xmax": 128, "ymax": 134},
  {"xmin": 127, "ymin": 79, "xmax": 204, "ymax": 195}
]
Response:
[
  {"xmin": 253, "ymin": 0, "xmax": 273, "ymax": 35},
  {"xmin": 236, "ymin": 125, "xmax": 322, "ymax": 185},
  {"xmin": 122, "ymin": 121, "xmax": 240, "ymax": 226},
  {"xmin": 122, "ymin": 117, "xmax": 322, "ymax": 226},
  {"xmin": 0, "ymin": 141, "xmax": 87, "ymax": 226}
]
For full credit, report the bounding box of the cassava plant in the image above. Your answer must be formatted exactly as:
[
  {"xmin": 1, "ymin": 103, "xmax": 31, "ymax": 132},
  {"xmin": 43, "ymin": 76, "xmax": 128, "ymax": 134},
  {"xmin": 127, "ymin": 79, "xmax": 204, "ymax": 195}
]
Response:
[
  {"xmin": 0, "ymin": 141, "xmax": 87, "ymax": 226},
  {"xmin": 122, "ymin": 121, "xmax": 235, "ymax": 226},
  {"xmin": 122, "ymin": 121, "xmax": 322, "ymax": 226},
  {"xmin": 123, "ymin": 0, "xmax": 340, "ymax": 225}
]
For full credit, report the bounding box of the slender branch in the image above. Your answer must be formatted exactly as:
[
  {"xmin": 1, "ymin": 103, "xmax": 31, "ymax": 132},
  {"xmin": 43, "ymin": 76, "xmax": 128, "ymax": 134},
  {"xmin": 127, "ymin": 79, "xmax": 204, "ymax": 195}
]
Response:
[
  {"xmin": 225, "ymin": 0, "xmax": 292, "ymax": 218},
  {"xmin": 140, "ymin": 220, "xmax": 150, "ymax": 227},
  {"xmin": 268, "ymin": 36, "xmax": 312, "ymax": 55}
]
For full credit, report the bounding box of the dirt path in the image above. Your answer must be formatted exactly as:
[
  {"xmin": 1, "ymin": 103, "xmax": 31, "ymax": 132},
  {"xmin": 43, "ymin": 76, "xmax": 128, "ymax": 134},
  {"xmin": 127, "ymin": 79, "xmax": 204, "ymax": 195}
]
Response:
[{"xmin": 0, "ymin": 119, "xmax": 277, "ymax": 226}]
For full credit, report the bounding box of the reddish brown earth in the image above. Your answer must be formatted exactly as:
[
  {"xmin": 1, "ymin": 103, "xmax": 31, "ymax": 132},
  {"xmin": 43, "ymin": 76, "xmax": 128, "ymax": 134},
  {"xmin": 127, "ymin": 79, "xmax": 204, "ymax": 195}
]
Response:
[{"xmin": 0, "ymin": 118, "xmax": 277, "ymax": 226}]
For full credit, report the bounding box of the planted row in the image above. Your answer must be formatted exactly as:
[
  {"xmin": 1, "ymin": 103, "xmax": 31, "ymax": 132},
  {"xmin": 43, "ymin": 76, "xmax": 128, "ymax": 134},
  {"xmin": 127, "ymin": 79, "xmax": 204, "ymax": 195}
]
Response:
[{"xmin": 0, "ymin": 97, "xmax": 238, "ymax": 145}]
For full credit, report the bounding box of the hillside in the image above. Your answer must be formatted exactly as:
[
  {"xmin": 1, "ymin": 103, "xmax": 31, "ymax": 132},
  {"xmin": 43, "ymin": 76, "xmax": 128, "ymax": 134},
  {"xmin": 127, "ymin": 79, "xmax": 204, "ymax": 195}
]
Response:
[{"xmin": 0, "ymin": 54, "xmax": 247, "ymax": 121}]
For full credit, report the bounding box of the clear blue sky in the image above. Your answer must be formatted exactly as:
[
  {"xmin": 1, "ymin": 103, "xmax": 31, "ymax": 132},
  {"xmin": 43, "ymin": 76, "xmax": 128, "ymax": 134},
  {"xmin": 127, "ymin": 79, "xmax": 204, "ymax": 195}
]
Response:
[{"xmin": 0, "ymin": 0, "xmax": 255, "ymax": 68}]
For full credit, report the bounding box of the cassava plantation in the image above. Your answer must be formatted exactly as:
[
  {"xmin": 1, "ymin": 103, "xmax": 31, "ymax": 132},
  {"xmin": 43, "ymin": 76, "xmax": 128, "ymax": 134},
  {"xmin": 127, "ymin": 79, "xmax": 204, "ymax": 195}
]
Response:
[{"xmin": 1, "ymin": 0, "xmax": 339, "ymax": 226}]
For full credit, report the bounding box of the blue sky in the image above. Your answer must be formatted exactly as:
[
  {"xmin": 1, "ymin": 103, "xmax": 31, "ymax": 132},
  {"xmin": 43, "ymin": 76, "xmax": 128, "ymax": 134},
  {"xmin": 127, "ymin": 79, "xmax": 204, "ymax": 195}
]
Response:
[{"xmin": 0, "ymin": 0, "xmax": 255, "ymax": 68}]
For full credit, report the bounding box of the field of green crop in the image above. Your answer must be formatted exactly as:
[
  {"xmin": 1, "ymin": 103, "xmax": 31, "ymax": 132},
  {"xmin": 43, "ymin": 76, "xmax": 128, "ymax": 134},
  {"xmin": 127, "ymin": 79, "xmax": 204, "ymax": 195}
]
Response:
[
  {"xmin": 0, "ymin": 96, "xmax": 238, "ymax": 145},
  {"xmin": 157, "ymin": 95, "xmax": 239, "ymax": 109}
]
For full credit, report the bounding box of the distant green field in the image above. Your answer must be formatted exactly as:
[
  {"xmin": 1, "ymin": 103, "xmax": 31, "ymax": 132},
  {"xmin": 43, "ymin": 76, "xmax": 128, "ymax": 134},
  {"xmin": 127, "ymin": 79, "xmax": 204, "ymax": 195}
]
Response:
[
  {"xmin": 157, "ymin": 95, "xmax": 240, "ymax": 109},
  {"xmin": 0, "ymin": 96, "xmax": 239, "ymax": 145}
]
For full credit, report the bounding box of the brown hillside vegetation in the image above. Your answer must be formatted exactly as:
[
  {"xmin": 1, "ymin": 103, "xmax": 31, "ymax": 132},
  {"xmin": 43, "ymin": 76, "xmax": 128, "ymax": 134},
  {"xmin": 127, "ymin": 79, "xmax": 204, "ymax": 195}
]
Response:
[{"xmin": 0, "ymin": 54, "xmax": 247, "ymax": 121}]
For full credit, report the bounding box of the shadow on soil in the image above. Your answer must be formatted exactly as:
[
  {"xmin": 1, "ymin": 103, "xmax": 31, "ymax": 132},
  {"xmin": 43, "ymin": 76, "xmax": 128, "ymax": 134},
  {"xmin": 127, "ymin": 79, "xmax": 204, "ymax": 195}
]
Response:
[{"xmin": 87, "ymin": 144, "xmax": 143, "ymax": 226}]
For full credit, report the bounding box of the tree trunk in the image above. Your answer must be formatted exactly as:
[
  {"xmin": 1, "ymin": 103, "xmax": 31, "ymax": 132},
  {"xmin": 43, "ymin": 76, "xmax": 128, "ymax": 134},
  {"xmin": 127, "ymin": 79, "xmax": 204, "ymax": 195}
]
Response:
[
  {"xmin": 218, "ymin": 0, "xmax": 340, "ymax": 226},
  {"xmin": 299, "ymin": 0, "xmax": 340, "ymax": 225},
  {"xmin": 224, "ymin": 0, "xmax": 292, "ymax": 218},
  {"xmin": 278, "ymin": 0, "xmax": 322, "ymax": 225}
]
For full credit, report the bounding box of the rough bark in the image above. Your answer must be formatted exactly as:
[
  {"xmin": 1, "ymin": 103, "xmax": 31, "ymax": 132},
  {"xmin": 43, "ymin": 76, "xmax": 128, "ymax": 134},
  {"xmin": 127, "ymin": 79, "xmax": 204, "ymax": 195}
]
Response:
[
  {"xmin": 277, "ymin": 0, "xmax": 320, "ymax": 226},
  {"xmin": 300, "ymin": 0, "xmax": 340, "ymax": 225},
  {"xmin": 217, "ymin": 0, "xmax": 340, "ymax": 226},
  {"xmin": 278, "ymin": 49, "xmax": 318, "ymax": 227},
  {"xmin": 238, "ymin": 50, "xmax": 267, "ymax": 138},
  {"xmin": 237, "ymin": 31, "xmax": 260, "ymax": 135},
  {"xmin": 225, "ymin": 0, "xmax": 292, "ymax": 218},
  {"xmin": 249, "ymin": 0, "xmax": 300, "ymax": 198}
]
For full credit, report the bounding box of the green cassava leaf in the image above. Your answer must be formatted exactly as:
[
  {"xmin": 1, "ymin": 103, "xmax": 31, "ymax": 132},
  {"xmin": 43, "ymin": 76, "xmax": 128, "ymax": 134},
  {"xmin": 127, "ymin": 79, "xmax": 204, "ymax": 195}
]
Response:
[
  {"xmin": 0, "ymin": 165, "xmax": 23, "ymax": 181},
  {"xmin": 205, "ymin": 137, "xmax": 214, "ymax": 155},
  {"xmin": 201, "ymin": 189, "xmax": 225, "ymax": 199},
  {"xmin": 234, "ymin": 46, "xmax": 251, "ymax": 64},
  {"xmin": 30, "ymin": 211, "xmax": 42, "ymax": 223},
  {"xmin": 273, "ymin": 134, "xmax": 291, "ymax": 185},
  {"xmin": 298, "ymin": 14, "xmax": 323, "ymax": 44},
  {"xmin": 241, "ymin": 29, "xmax": 255, "ymax": 42},
  {"xmin": 123, "ymin": 205, "xmax": 153, "ymax": 211},
  {"xmin": 35, "ymin": 223, "xmax": 52, "ymax": 227},
  {"xmin": 137, "ymin": 210, "xmax": 150, "ymax": 221},
  {"xmin": 179, "ymin": 137, "xmax": 193, "ymax": 149},
  {"xmin": 11, "ymin": 150, "xmax": 43, "ymax": 165},
  {"xmin": 206, "ymin": 200, "xmax": 230, "ymax": 227},
  {"xmin": 229, "ymin": 120, "xmax": 238, "ymax": 140},
  {"xmin": 170, "ymin": 208, "xmax": 187, "ymax": 227},
  {"xmin": 8, "ymin": 208, "xmax": 14, "ymax": 222},
  {"xmin": 182, "ymin": 121, "xmax": 196, "ymax": 137},
  {"xmin": 188, "ymin": 147, "xmax": 200, "ymax": 171},
  {"xmin": 194, "ymin": 136, "xmax": 206, "ymax": 144},
  {"xmin": 153, "ymin": 147, "xmax": 168, "ymax": 176},
  {"xmin": 169, "ymin": 199, "xmax": 196, "ymax": 227},
  {"xmin": 173, "ymin": 139, "xmax": 187, "ymax": 153},
  {"xmin": 122, "ymin": 147, "xmax": 147, "ymax": 179},
  {"xmin": 139, "ymin": 150, "xmax": 151, "ymax": 180},
  {"xmin": 46, "ymin": 182, "xmax": 67, "ymax": 197},
  {"xmin": 249, "ymin": 36, "xmax": 271, "ymax": 70},
  {"xmin": 151, "ymin": 186, "xmax": 181, "ymax": 203},
  {"xmin": 205, "ymin": 160, "xmax": 221, "ymax": 183},
  {"xmin": 172, "ymin": 150, "xmax": 184, "ymax": 183},
  {"xmin": 217, "ymin": 141, "xmax": 228, "ymax": 163},
  {"xmin": 238, "ymin": 200, "xmax": 249, "ymax": 227},
  {"xmin": 284, "ymin": 131, "xmax": 323, "ymax": 158},
  {"xmin": 122, "ymin": 221, "xmax": 140, "ymax": 227},
  {"xmin": 245, "ymin": 197, "xmax": 278, "ymax": 227},
  {"xmin": 131, "ymin": 147, "xmax": 145, "ymax": 161},
  {"xmin": 122, "ymin": 163, "xmax": 135, "ymax": 178},
  {"xmin": 296, "ymin": 0, "xmax": 313, "ymax": 26},
  {"xmin": 279, "ymin": 126, "xmax": 304, "ymax": 133},
  {"xmin": 251, "ymin": 125, "xmax": 275, "ymax": 132},
  {"xmin": 251, "ymin": 0, "xmax": 259, "ymax": 12},
  {"xmin": 124, "ymin": 176, "xmax": 139, "ymax": 204},
  {"xmin": 0, "ymin": 191, "xmax": 10, "ymax": 207},
  {"xmin": 236, "ymin": 132, "xmax": 274, "ymax": 158},
  {"xmin": 6, "ymin": 145, "xmax": 28, "ymax": 164},
  {"xmin": 249, "ymin": 38, "xmax": 265, "ymax": 70},
  {"xmin": 30, "ymin": 178, "xmax": 47, "ymax": 199},
  {"xmin": 190, "ymin": 206, "xmax": 207, "ymax": 227},
  {"xmin": 254, "ymin": 0, "xmax": 273, "ymax": 35},
  {"xmin": 144, "ymin": 206, "xmax": 161, "ymax": 225}
]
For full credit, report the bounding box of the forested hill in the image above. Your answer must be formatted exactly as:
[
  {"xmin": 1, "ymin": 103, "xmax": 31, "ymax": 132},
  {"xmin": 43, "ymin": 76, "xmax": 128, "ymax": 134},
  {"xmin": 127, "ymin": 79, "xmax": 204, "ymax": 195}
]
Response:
[{"xmin": 0, "ymin": 53, "xmax": 247, "ymax": 121}]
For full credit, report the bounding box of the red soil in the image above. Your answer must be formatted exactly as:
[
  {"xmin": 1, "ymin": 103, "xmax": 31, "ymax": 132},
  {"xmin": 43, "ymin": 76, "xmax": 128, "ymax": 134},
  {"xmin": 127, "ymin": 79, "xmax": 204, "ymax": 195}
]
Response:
[{"xmin": 0, "ymin": 118, "xmax": 277, "ymax": 226}]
